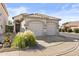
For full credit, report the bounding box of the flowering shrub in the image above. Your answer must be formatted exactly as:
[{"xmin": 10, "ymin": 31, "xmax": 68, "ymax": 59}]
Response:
[{"xmin": 3, "ymin": 35, "xmax": 11, "ymax": 48}]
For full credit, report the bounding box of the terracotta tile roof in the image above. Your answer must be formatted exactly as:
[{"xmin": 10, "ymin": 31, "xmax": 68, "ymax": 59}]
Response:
[
  {"xmin": 63, "ymin": 21, "xmax": 79, "ymax": 27},
  {"xmin": 13, "ymin": 13, "xmax": 61, "ymax": 21},
  {"xmin": 28, "ymin": 13, "xmax": 60, "ymax": 20}
]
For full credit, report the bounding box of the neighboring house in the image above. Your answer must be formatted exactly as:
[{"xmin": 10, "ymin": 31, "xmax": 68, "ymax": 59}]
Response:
[
  {"xmin": 62, "ymin": 21, "xmax": 79, "ymax": 30},
  {"xmin": 12, "ymin": 13, "xmax": 61, "ymax": 36},
  {"xmin": 0, "ymin": 3, "xmax": 8, "ymax": 34}
]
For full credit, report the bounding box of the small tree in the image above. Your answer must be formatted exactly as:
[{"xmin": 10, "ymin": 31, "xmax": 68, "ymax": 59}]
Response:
[
  {"xmin": 5, "ymin": 20, "xmax": 14, "ymax": 33},
  {"xmin": 5, "ymin": 25, "xmax": 14, "ymax": 33},
  {"xmin": 8, "ymin": 21, "xmax": 12, "ymax": 25}
]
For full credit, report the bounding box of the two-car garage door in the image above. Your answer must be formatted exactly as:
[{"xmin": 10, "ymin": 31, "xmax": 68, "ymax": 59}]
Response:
[{"xmin": 28, "ymin": 21, "xmax": 57, "ymax": 36}]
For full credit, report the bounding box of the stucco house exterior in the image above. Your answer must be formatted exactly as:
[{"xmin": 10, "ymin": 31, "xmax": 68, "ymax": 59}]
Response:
[
  {"xmin": 0, "ymin": 3, "xmax": 8, "ymax": 34},
  {"xmin": 13, "ymin": 13, "xmax": 61, "ymax": 36},
  {"xmin": 62, "ymin": 21, "xmax": 79, "ymax": 31}
]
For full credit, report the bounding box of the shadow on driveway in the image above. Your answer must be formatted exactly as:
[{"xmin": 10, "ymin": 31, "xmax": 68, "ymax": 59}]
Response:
[{"xmin": 20, "ymin": 43, "xmax": 46, "ymax": 51}]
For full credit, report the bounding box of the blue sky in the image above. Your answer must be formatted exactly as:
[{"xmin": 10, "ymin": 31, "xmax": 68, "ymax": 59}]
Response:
[{"xmin": 6, "ymin": 3, "xmax": 79, "ymax": 25}]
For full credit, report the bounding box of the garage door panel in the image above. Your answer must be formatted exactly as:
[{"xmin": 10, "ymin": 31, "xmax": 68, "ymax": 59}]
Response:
[
  {"xmin": 47, "ymin": 23, "xmax": 57, "ymax": 35},
  {"xmin": 28, "ymin": 22, "xmax": 43, "ymax": 36}
]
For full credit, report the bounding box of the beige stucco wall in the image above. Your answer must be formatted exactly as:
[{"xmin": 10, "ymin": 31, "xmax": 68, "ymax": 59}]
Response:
[
  {"xmin": 0, "ymin": 3, "xmax": 8, "ymax": 34},
  {"xmin": 20, "ymin": 17, "xmax": 46, "ymax": 32},
  {"xmin": 20, "ymin": 17, "xmax": 59, "ymax": 36},
  {"xmin": 13, "ymin": 13, "xmax": 60, "ymax": 36},
  {"xmin": 20, "ymin": 19, "xmax": 26, "ymax": 32},
  {"xmin": 71, "ymin": 27, "xmax": 79, "ymax": 31},
  {"xmin": 0, "ymin": 4, "xmax": 8, "ymax": 17}
]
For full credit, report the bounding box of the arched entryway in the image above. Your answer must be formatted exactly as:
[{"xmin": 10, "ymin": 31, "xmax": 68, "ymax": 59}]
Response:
[{"xmin": 14, "ymin": 20, "xmax": 21, "ymax": 33}]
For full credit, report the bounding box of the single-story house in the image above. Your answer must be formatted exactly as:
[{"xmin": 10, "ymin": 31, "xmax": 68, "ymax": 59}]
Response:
[
  {"xmin": 12, "ymin": 13, "xmax": 61, "ymax": 36},
  {"xmin": 0, "ymin": 3, "xmax": 8, "ymax": 34},
  {"xmin": 62, "ymin": 21, "xmax": 79, "ymax": 30}
]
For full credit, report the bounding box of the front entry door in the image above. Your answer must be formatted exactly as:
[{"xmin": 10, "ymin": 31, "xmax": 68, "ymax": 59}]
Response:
[{"xmin": 15, "ymin": 23, "xmax": 20, "ymax": 33}]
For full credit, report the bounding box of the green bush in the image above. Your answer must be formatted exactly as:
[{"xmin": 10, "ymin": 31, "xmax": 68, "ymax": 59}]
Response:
[
  {"xmin": 3, "ymin": 35, "xmax": 11, "ymax": 48},
  {"xmin": 5, "ymin": 25, "xmax": 14, "ymax": 33},
  {"xmin": 11, "ymin": 32, "xmax": 26, "ymax": 48},
  {"xmin": 24, "ymin": 30, "xmax": 36, "ymax": 47},
  {"xmin": 67, "ymin": 29, "xmax": 73, "ymax": 32},
  {"xmin": 11, "ymin": 30, "xmax": 36, "ymax": 49},
  {"xmin": 73, "ymin": 28, "xmax": 79, "ymax": 33}
]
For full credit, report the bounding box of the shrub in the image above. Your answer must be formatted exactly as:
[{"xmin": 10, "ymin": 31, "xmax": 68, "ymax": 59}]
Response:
[
  {"xmin": 73, "ymin": 28, "xmax": 79, "ymax": 33},
  {"xmin": 24, "ymin": 30, "xmax": 36, "ymax": 47},
  {"xmin": 11, "ymin": 32, "xmax": 26, "ymax": 48},
  {"xmin": 11, "ymin": 30, "xmax": 36, "ymax": 49},
  {"xmin": 3, "ymin": 35, "xmax": 11, "ymax": 48},
  {"xmin": 5, "ymin": 25, "xmax": 14, "ymax": 33},
  {"xmin": 67, "ymin": 29, "xmax": 73, "ymax": 32}
]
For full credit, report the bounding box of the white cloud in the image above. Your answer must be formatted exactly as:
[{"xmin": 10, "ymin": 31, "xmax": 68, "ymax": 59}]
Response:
[
  {"xmin": 32, "ymin": 4, "xmax": 79, "ymax": 26},
  {"xmin": 7, "ymin": 6, "xmax": 29, "ymax": 16},
  {"xmin": 48, "ymin": 4, "xmax": 79, "ymax": 25},
  {"xmin": 7, "ymin": 4, "xmax": 79, "ymax": 26},
  {"xmin": 71, "ymin": 4, "xmax": 79, "ymax": 8}
]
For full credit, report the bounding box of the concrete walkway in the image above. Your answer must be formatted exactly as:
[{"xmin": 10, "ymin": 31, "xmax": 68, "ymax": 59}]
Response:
[{"xmin": 36, "ymin": 40, "xmax": 63, "ymax": 47}]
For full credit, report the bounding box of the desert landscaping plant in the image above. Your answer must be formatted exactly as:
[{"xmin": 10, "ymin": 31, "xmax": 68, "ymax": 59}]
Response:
[
  {"xmin": 24, "ymin": 30, "xmax": 36, "ymax": 47},
  {"xmin": 11, "ymin": 32, "xmax": 26, "ymax": 48},
  {"xmin": 11, "ymin": 30, "xmax": 36, "ymax": 49},
  {"xmin": 73, "ymin": 28, "xmax": 79, "ymax": 33},
  {"xmin": 3, "ymin": 34, "xmax": 11, "ymax": 48}
]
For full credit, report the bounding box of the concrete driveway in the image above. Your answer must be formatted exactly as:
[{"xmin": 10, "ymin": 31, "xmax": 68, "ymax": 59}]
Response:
[
  {"xmin": 59, "ymin": 32, "xmax": 79, "ymax": 39},
  {"xmin": 0, "ymin": 33, "xmax": 79, "ymax": 56},
  {"xmin": 0, "ymin": 42, "xmax": 78, "ymax": 56}
]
